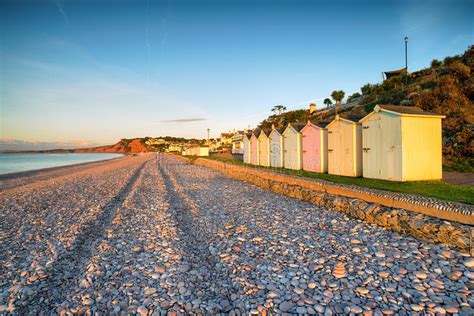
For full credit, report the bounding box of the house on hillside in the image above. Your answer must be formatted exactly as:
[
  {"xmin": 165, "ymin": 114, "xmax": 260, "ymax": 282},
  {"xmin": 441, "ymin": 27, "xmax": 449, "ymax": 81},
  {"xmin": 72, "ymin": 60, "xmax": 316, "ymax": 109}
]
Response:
[
  {"xmin": 270, "ymin": 125, "xmax": 284, "ymax": 168},
  {"xmin": 231, "ymin": 131, "xmax": 244, "ymax": 154},
  {"xmin": 327, "ymin": 114, "xmax": 363, "ymax": 177},
  {"xmin": 220, "ymin": 132, "xmax": 234, "ymax": 147},
  {"xmin": 359, "ymin": 105, "xmax": 445, "ymax": 181},
  {"xmin": 258, "ymin": 129, "xmax": 271, "ymax": 167},
  {"xmin": 166, "ymin": 144, "xmax": 182, "ymax": 153},
  {"xmin": 283, "ymin": 123, "xmax": 305, "ymax": 170},
  {"xmin": 301, "ymin": 121, "xmax": 329, "ymax": 173}
]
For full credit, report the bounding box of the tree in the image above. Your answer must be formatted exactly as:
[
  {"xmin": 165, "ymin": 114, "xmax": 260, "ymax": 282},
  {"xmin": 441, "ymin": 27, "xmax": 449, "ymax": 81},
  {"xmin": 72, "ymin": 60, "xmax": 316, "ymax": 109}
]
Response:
[
  {"xmin": 361, "ymin": 83, "xmax": 373, "ymax": 96},
  {"xmin": 347, "ymin": 92, "xmax": 361, "ymax": 103},
  {"xmin": 331, "ymin": 90, "xmax": 345, "ymax": 114},
  {"xmin": 323, "ymin": 98, "xmax": 332, "ymax": 108},
  {"xmin": 271, "ymin": 105, "xmax": 287, "ymax": 116},
  {"xmin": 431, "ymin": 59, "xmax": 442, "ymax": 68}
]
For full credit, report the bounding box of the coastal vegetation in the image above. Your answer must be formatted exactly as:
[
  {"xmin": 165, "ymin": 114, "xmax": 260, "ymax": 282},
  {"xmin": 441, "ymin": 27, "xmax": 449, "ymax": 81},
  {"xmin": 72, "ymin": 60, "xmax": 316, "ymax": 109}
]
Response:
[{"xmin": 259, "ymin": 46, "xmax": 474, "ymax": 170}]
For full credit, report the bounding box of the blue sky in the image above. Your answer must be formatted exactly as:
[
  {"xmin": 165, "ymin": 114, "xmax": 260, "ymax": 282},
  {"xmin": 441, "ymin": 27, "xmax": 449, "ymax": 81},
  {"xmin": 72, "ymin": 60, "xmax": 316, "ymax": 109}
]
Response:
[{"xmin": 1, "ymin": 0, "xmax": 472, "ymax": 147}]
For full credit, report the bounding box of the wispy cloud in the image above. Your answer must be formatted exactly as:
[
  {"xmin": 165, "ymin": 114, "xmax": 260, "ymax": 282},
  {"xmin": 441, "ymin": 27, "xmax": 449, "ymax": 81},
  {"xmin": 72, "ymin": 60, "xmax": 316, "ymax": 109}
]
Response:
[
  {"xmin": 160, "ymin": 118, "xmax": 207, "ymax": 123},
  {"xmin": 53, "ymin": 0, "xmax": 70, "ymax": 24},
  {"xmin": 0, "ymin": 139, "xmax": 101, "ymax": 151}
]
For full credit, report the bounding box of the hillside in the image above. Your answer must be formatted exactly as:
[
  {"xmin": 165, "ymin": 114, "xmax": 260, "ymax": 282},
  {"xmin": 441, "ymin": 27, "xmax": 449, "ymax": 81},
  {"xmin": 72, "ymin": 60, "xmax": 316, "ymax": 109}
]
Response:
[
  {"xmin": 8, "ymin": 137, "xmax": 202, "ymax": 155},
  {"xmin": 259, "ymin": 46, "xmax": 474, "ymax": 169},
  {"xmin": 74, "ymin": 138, "xmax": 153, "ymax": 154}
]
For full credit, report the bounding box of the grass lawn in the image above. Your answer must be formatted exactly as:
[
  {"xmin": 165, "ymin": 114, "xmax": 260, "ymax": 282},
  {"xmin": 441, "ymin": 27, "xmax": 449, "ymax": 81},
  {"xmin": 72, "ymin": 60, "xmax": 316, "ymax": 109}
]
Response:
[{"xmin": 200, "ymin": 156, "xmax": 474, "ymax": 205}]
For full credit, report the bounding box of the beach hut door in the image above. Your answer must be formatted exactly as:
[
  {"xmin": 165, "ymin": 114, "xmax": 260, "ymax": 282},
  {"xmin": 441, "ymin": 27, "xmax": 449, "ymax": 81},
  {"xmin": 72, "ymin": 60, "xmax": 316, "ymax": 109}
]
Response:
[{"xmin": 362, "ymin": 119, "xmax": 380, "ymax": 178}]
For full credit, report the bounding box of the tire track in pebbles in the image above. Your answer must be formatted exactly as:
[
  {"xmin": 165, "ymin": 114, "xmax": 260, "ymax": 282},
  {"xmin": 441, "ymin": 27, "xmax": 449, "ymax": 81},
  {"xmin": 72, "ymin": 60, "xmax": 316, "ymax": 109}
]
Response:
[
  {"xmin": 16, "ymin": 160, "xmax": 149, "ymax": 313},
  {"xmin": 157, "ymin": 156, "xmax": 240, "ymax": 313}
]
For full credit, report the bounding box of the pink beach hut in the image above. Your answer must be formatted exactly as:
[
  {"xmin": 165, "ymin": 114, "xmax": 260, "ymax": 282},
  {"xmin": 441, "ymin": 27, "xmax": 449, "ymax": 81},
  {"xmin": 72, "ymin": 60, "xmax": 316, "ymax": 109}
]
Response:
[
  {"xmin": 301, "ymin": 121, "xmax": 329, "ymax": 173},
  {"xmin": 250, "ymin": 129, "xmax": 260, "ymax": 165}
]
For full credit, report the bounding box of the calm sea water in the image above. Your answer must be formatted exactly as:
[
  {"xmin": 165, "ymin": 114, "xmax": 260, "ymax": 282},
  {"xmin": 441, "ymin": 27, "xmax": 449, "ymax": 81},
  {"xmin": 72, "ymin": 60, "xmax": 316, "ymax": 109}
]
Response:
[{"xmin": 0, "ymin": 153, "xmax": 124, "ymax": 175}]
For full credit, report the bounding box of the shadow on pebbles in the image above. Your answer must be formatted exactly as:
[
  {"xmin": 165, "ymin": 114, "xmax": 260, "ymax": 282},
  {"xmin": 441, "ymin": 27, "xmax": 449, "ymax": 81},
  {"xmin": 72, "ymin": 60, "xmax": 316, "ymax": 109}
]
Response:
[{"xmin": 0, "ymin": 154, "xmax": 473, "ymax": 315}]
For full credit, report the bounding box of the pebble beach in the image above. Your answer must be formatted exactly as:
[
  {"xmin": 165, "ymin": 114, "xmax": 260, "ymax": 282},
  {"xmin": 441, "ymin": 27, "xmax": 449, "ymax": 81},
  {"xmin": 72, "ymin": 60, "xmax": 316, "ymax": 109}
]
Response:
[{"xmin": 0, "ymin": 154, "xmax": 473, "ymax": 315}]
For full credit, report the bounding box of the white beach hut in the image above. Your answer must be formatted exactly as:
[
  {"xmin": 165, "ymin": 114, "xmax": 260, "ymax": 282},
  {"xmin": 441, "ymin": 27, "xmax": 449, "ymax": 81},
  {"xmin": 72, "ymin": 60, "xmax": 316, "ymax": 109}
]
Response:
[
  {"xmin": 243, "ymin": 131, "xmax": 252, "ymax": 164},
  {"xmin": 258, "ymin": 129, "xmax": 271, "ymax": 167},
  {"xmin": 250, "ymin": 129, "xmax": 260, "ymax": 165},
  {"xmin": 359, "ymin": 105, "xmax": 445, "ymax": 181},
  {"xmin": 269, "ymin": 125, "xmax": 284, "ymax": 168},
  {"xmin": 282, "ymin": 123, "xmax": 305, "ymax": 170}
]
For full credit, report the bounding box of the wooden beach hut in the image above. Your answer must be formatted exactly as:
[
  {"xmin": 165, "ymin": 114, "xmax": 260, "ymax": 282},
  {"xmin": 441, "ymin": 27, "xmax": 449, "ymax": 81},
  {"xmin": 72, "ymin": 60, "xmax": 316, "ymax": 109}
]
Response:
[
  {"xmin": 359, "ymin": 105, "xmax": 445, "ymax": 181},
  {"xmin": 250, "ymin": 129, "xmax": 260, "ymax": 165},
  {"xmin": 301, "ymin": 121, "xmax": 329, "ymax": 173},
  {"xmin": 182, "ymin": 146, "xmax": 209, "ymax": 157},
  {"xmin": 327, "ymin": 115, "xmax": 363, "ymax": 177},
  {"xmin": 269, "ymin": 125, "xmax": 284, "ymax": 168},
  {"xmin": 258, "ymin": 129, "xmax": 271, "ymax": 167},
  {"xmin": 243, "ymin": 131, "xmax": 252, "ymax": 164},
  {"xmin": 282, "ymin": 123, "xmax": 305, "ymax": 170}
]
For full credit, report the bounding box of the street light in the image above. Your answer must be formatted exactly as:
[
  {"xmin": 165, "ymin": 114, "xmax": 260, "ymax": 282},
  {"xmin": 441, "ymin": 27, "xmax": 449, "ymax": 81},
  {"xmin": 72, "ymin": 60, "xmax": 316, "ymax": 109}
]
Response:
[
  {"xmin": 207, "ymin": 128, "xmax": 210, "ymax": 146},
  {"xmin": 404, "ymin": 36, "xmax": 408, "ymax": 87}
]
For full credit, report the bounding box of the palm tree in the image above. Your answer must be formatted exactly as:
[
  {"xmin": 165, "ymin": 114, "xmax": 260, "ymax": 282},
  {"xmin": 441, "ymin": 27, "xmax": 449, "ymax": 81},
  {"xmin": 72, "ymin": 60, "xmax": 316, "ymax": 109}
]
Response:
[
  {"xmin": 323, "ymin": 98, "xmax": 332, "ymax": 108},
  {"xmin": 331, "ymin": 90, "xmax": 345, "ymax": 115},
  {"xmin": 271, "ymin": 105, "xmax": 287, "ymax": 116}
]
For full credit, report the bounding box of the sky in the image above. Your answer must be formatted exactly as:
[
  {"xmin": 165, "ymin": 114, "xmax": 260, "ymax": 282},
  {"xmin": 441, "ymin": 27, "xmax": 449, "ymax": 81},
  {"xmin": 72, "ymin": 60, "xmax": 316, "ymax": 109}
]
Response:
[{"xmin": 1, "ymin": 0, "xmax": 473, "ymax": 148}]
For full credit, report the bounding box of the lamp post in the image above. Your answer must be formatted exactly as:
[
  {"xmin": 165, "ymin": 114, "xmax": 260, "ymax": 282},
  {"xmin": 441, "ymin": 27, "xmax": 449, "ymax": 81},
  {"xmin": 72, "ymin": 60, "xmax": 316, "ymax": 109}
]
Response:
[
  {"xmin": 404, "ymin": 36, "xmax": 408, "ymax": 87},
  {"xmin": 207, "ymin": 128, "xmax": 210, "ymax": 146}
]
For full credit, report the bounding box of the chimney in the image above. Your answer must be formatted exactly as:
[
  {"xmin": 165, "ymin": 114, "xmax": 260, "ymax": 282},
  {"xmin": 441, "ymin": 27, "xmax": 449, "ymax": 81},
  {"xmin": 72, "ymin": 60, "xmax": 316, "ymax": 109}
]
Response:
[{"xmin": 309, "ymin": 103, "xmax": 317, "ymax": 114}]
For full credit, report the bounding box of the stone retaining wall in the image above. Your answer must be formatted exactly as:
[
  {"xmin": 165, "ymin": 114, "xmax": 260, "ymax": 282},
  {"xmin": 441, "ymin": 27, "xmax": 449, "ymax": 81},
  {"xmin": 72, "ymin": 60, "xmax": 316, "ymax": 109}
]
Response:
[{"xmin": 189, "ymin": 157, "xmax": 473, "ymax": 254}]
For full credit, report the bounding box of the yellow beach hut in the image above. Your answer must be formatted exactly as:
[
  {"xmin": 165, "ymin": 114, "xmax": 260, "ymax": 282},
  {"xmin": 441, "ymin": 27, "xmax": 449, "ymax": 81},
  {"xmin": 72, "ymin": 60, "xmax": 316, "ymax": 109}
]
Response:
[
  {"xmin": 258, "ymin": 129, "xmax": 271, "ymax": 167},
  {"xmin": 243, "ymin": 131, "xmax": 252, "ymax": 164},
  {"xmin": 327, "ymin": 114, "xmax": 363, "ymax": 177},
  {"xmin": 359, "ymin": 105, "xmax": 445, "ymax": 181},
  {"xmin": 270, "ymin": 125, "xmax": 284, "ymax": 168},
  {"xmin": 282, "ymin": 123, "xmax": 305, "ymax": 170}
]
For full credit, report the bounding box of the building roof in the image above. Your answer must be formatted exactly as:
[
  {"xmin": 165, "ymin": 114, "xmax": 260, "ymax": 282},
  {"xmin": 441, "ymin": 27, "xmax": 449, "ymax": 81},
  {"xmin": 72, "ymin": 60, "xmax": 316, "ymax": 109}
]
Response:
[
  {"xmin": 262, "ymin": 129, "xmax": 272, "ymax": 137},
  {"xmin": 339, "ymin": 113, "xmax": 366, "ymax": 122},
  {"xmin": 287, "ymin": 122, "xmax": 306, "ymax": 132},
  {"xmin": 271, "ymin": 126, "xmax": 285, "ymax": 135},
  {"xmin": 326, "ymin": 114, "xmax": 362, "ymax": 128},
  {"xmin": 309, "ymin": 120, "xmax": 331, "ymax": 128},
  {"xmin": 359, "ymin": 104, "xmax": 446, "ymax": 122},
  {"xmin": 252, "ymin": 128, "xmax": 261, "ymax": 137},
  {"xmin": 383, "ymin": 67, "xmax": 407, "ymax": 79},
  {"xmin": 379, "ymin": 105, "xmax": 443, "ymax": 116}
]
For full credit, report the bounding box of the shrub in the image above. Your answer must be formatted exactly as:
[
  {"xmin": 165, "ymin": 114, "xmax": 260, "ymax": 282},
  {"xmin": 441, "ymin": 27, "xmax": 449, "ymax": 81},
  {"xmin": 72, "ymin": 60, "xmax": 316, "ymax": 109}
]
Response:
[{"xmin": 448, "ymin": 61, "xmax": 471, "ymax": 80}]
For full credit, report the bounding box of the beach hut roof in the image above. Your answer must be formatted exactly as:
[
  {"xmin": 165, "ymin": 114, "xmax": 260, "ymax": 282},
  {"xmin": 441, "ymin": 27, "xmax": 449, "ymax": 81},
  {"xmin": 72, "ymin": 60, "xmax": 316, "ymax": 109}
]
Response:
[
  {"xmin": 307, "ymin": 120, "xmax": 331, "ymax": 129},
  {"xmin": 326, "ymin": 114, "xmax": 363, "ymax": 128},
  {"xmin": 271, "ymin": 125, "xmax": 285, "ymax": 135},
  {"xmin": 252, "ymin": 128, "xmax": 262, "ymax": 138},
  {"xmin": 360, "ymin": 104, "xmax": 446, "ymax": 122},
  {"xmin": 283, "ymin": 122, "xmax": 306, "ymax": 134},
  {"xmin": 262, "ymin": 129, "xmax": 272, "ymax": 137}
]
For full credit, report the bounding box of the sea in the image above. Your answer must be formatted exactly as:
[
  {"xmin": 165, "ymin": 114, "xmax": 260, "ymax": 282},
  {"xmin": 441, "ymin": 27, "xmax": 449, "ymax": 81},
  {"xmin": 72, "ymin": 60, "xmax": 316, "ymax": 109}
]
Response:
[{"xmin": 0, "ymin": 153, "xmax": 124, "ymax": 175}]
